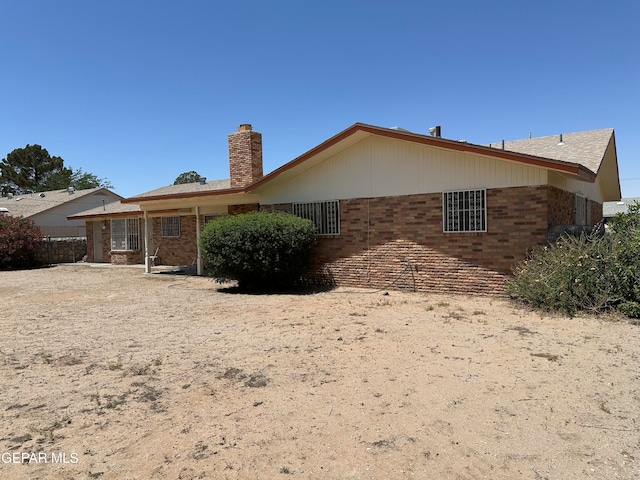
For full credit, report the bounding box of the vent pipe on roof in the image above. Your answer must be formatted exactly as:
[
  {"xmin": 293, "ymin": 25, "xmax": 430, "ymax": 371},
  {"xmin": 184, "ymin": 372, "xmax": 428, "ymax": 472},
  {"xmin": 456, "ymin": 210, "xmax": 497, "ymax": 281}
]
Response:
[
  {"xmin": 557, "ymin": 134, "xmax": 566, "ymax": 146},
  {"xmin": 501, "ymin": 140, "xmax": 505, "ymax": 150},
  {"xmin": 428, "ymin": 126, "xmax": 442, "ymax": 138}
]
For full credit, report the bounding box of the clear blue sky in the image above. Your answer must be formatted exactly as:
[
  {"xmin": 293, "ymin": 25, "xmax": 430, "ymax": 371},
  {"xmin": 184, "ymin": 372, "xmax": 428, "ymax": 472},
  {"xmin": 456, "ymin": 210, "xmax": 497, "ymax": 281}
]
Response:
[{"xmin": 1, "ymin": 0, "xmax": 638, "ymax": 198}]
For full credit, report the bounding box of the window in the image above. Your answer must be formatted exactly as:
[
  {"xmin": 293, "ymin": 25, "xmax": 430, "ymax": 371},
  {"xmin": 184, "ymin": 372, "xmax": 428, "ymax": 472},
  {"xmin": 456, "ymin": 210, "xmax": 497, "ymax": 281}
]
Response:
[
  {"xmin": 293, "ymin": 200, "xmax": 340, "ymax": 235},
  {"xmin": 203, "ymin": 215, "xmax": 220, "ymax": 225},
  {"xmin": 162, "ymin": 216, "xmax": 180, "ymax": 237},
  {"xmin": 111, "ymin": 218, "xmax": 140, "ymax": 251},
  {"xmin": 443, "ymin": 189, "xmax": 486, "ymax": 232}
]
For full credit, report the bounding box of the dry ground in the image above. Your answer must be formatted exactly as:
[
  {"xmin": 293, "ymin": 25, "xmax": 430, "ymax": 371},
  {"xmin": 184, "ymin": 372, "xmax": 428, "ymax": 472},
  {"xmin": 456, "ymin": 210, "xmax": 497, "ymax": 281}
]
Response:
[{"xmin": 0, "ymin": 264, "xmax": 638, "ymax": 480}]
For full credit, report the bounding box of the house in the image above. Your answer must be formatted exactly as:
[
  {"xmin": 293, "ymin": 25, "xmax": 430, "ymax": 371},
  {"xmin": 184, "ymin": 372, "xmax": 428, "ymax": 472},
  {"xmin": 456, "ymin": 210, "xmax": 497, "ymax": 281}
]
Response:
[
  {"xmin": 70, "ymin": 123, "xmax": 621, "ymax": 294},
  {"xmin": 0, "ymin": 187, "xmax": 122, "ymax": 237},
  {"xmin": 603, "ymin": 197, "xmax": 640, "ymax": 222}
]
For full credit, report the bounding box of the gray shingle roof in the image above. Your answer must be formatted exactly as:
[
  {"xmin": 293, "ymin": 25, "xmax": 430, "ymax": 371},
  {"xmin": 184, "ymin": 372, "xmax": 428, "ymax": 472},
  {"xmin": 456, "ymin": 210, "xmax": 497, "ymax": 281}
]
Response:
[
  {"xmin": 0, "ymin": 188, "xmax": 119, "ymax": 218},
  {"xmin": 127, "ymin": 179, "xmax": 231, "ymax": 199},
  {"xmin": 486, "ymin": 128, "xmax": 614, "ymax": 175},
  {"xmin": 67, "ymin": 200, "xmax": 141, "ymax": 219},
  {"xmin": 603, "ymin": 197, "xmax": 640, "ymax": 217}
]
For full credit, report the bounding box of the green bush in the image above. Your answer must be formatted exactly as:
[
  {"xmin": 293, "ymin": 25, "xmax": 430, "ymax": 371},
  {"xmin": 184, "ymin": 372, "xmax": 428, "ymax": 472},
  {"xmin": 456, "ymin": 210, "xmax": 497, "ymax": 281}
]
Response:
[
  {"xmin": 0, "ymin": 215, "xmax": 44, "ymax": 269},
  {"xmin": 508, "ymin": 202, "xmax": 640, "ymax": 318},
  {"xmin": 199, "ymin": 211, "xmax": 316, "ymax": 291}
]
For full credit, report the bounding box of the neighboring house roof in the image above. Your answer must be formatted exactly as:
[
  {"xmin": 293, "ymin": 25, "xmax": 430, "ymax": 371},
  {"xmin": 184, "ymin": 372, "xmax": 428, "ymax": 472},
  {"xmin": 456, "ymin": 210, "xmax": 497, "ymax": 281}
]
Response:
[
  {"xmin": 0, "ymin": 187, "xmax": 121, "ymax": 218},
  {"xmin": 603, "ymin": 197, "xmax": 640, "ymax": 217}
]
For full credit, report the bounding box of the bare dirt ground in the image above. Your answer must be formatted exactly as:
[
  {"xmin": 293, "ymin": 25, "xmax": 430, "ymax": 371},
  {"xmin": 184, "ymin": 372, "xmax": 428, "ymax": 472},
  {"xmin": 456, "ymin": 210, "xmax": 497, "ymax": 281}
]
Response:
[{"xmin": 0, "ymin": 264, "xmax": 638, "ymax": 480}]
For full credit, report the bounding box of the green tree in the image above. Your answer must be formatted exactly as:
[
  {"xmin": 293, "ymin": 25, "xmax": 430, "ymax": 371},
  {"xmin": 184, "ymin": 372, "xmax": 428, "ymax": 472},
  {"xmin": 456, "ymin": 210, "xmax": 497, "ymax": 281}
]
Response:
[
  {"xmin": 45, "ymin": 167, "xmax": 113, "ymax": 190},
  {"xmin": 1, "ymin": 145, "xmax": 112, "ymax": 193},
  {"xmin": 173, "ymin": 171, "xmax": 202, "ymax": 185},
  {"xmin": 0, "ymin": 145, "xmax": 69, "ymax": 193}
]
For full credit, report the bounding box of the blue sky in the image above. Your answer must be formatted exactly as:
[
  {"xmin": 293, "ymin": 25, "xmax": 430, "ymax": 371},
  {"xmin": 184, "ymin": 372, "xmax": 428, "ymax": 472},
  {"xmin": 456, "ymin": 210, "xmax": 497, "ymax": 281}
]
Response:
[{"xmin": 1, "ymin": 0, "xmax": 638, "ymax": 198}]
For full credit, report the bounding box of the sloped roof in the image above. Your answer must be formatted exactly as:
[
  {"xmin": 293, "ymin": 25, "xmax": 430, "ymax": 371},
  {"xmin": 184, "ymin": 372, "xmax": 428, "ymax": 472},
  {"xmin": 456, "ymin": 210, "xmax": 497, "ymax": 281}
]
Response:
[
  {"xmin": 248, "ymin": 123, "xmax": 602, "ymax": 193},
  {"xmin": 117, "ymin": 123, "xmax": 618, "ymax": 205},
  {"xmin": 127, "ymin": 179, "xmax": 231, "ymax": 199},
  {"xmin": 0, "ymin": 188, "xmax": 121, "ymax": 218},
  {"xmin": 603, "ymin": 197, "xmax": 640, "ymax": 217},
  {"xmin": 68, "ymin": 200, "xmax": 141, "ymax": 219},
  {"xmin": 486, "ymin": 129, "xmax": 614, "ymax": 175}
]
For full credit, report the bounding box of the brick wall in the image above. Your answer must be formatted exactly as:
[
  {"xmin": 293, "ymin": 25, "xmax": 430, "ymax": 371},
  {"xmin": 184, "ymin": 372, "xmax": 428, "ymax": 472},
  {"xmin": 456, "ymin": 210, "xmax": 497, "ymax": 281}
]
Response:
[
  {"xmin": 228, "ymin": 124, "xmax": 263, "ymax": 188},
  {"xmin": 85, "ymin": 221, "xmax": 95, "ymax": 262},
  {"xmin": 298, "ymin": 186, "xmax": 557, "ymax": 295},
  {"xmin": 591, "ymin": 200, "xmax": 603, "ymax": 226},
  {"xmin": 260, "ymin": 203, "xmax": 293, "ymax": 213},
  {"xmin": 547, "ymin": 186, "xmax": 575, "ymax": 225},
  {"xmin": 228, "ymin": 204, "xmax": 260, "ymax": 215},
  {"xmin": 152, "ymin": 216, "xmax": 198, "ymax": 266},
  {"xmin": 111, "ymin": 250, "xmax": 143, "ymax": 265}
]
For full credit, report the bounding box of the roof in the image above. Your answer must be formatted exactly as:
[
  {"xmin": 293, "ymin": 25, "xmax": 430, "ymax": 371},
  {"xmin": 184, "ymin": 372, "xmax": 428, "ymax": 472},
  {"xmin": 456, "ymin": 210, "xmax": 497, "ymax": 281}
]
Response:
[
  {"xmin": 248, "ymin": 123, "xmax": 603, "ymax": 193},
  {"xmin": 68, "ymin": 200, "xmax": 142, "ymax": 219},
  {"xmin": 118, "ymin": 123, "xmax": 618, "ymax": 205},
  {"xmin": 127, "ymin": 178, "xmax": 231, "ymax": 199},
  {"xmin": 0, "ymin": 187, "xmax": 121, "ymax": 218},
  {"xmin": 603, "ymin": 197, "xmax": 640, "ymax": 217},
  {"xmin": 486, "ymin": 128, "xmax": 615, "ymax": 175}
]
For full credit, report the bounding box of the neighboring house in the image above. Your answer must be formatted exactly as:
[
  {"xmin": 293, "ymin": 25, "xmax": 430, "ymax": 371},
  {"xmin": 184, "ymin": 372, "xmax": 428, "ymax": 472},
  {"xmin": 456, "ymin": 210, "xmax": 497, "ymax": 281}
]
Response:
[
  {"xmin": 603, "ymin": 197, "xmax": 640, "ymax": 222},
  {"xmin": 0, "ymin": 187, "xmax": 122, "ymax": 237},
  {"xmin": 70, "ymin": 123, "xmax": 621, "ymax": 294}
]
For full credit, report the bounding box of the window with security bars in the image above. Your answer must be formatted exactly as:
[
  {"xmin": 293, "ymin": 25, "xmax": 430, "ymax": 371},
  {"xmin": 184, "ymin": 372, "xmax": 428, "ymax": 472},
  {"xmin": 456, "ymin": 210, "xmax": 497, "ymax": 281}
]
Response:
[
  {"xmin": 162, "ymin": 216, "xmax": 180, "ymax": 237},
  {"xmin": 443, "ymin": 189, "xmax": 487, "ymax": 232},
  {"xmin": 111, "ymin": 218, "xmax": 140, "ymax": 250},
  {"xmin": 293, "ymin": 200, "xmax": 340, "ymax": 235}
]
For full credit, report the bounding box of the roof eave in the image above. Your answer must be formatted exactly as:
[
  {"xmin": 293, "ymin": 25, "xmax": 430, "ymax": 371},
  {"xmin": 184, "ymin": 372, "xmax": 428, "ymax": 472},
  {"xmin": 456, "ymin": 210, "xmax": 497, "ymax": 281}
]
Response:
[{"xmin": 121, "ymin": 187, "xmax": 246, "ymax": 204}]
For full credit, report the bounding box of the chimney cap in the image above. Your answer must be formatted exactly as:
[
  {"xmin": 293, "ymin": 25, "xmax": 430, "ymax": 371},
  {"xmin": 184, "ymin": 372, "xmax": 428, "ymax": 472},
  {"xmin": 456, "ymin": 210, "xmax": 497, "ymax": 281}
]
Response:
[{"xmin": 238, "ymin": 124, "xmax": 253, "ymax": 132}]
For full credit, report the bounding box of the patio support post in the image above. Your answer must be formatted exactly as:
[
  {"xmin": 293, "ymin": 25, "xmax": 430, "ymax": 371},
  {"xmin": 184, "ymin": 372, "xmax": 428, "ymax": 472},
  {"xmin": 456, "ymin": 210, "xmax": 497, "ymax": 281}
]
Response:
[
  {"xmin": 144, "ymin": 210, "xmax": 151, "ymax": 274},
  {"xmin": 196, "ymin": 206, "xmax": 202, "ymax": 276}
]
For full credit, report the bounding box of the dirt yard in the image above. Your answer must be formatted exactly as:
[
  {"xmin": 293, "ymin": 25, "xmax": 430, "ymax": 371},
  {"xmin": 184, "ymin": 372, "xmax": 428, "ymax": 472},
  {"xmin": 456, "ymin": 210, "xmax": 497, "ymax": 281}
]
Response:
[{"xmin": 0, "ymin": 265, "xmax": 638, "ymax": 480}]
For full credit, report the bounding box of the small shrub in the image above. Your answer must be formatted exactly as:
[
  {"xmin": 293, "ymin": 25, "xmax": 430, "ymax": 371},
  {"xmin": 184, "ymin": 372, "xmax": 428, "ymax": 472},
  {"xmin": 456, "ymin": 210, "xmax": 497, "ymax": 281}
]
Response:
[
  {"xmin": 0, "ymin": 214, "xmax": 43, "ymax": 269},
  {"xmin": 199, "ymin": 211, "xmax": 316, "ymax": 291},
  {"xmin": 509, "ymin": 202, "xmax": 640, "ymax": 318},
  {"xmin": 617, "ymin": 301, "xmax": 640, "ymax": 319}
]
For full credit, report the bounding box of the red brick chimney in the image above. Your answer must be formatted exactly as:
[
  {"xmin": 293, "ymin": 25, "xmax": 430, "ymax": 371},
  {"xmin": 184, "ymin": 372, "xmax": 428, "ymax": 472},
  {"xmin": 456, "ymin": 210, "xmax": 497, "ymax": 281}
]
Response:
[{"xmin": 228, "ymin": 124, "xmax": 263, "ymax": 188}]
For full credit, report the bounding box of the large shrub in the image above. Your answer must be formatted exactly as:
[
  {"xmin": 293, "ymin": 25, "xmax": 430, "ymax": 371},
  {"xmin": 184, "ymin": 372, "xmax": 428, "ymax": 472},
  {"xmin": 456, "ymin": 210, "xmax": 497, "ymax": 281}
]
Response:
[
  {"xmin": 508, "ymin": 203, "xmax": 640, "ymax": 317},
  {"xmin": 199, "ymin": 211, "xmax": 316, "ymax": 291},
  {"xmin": 0, "ymin": 214, "xmax": 44, "ymax": 269}
]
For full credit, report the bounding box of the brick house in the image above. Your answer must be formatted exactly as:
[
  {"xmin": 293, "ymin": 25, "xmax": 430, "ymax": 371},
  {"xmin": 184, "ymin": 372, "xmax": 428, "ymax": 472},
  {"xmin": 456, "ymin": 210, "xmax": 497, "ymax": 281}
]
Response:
[{"xmin": 70, "ymin": 123, "xmax": 621, "ymax": 294}]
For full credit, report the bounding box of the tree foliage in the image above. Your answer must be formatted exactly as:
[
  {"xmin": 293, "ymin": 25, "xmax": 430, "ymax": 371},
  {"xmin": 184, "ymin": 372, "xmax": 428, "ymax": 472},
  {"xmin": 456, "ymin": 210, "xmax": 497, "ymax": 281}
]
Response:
[
  {"xmin": 0, "ymin": 145, "xmax": 68, "ymax": 194},
  {"xmin": 173, "ymin": 171, "xmax": 202, "ymax": 185},
  {"xmin": 508, "ymin": 202, "xmax": 640, "ymax": 318},
  {"xmin": 45, "ymin": 167, "xmax": 113, "ymax": 190},
  {"xmin": 1, "ymin": 145, "xmax": 112, "ymax": 194},
  {"xmin": 199, "ymin": 211, "xmax": 316, "ymax": 291},
  {"xmin": 0, "ymin": 214, "xmax": 44, "ymax": 269}
]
